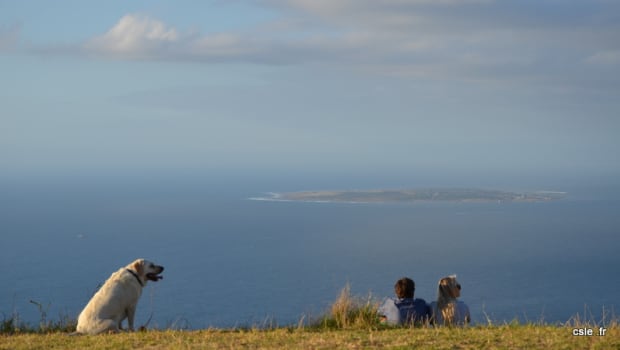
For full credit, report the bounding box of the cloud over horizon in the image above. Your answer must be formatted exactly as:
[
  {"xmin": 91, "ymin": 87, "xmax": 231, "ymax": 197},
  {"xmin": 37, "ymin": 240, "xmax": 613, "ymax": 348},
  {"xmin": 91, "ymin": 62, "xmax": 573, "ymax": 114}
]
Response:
[
  {"xmin": 81, "ymin": 13, "xmax": 307, "ymax": 64},
  {"xmin": 1, "ymin": 0, "xmax": 619, "ymax": 180},
  {"xmin": 64, "ymin": 0, "xmax": 619, "ymax": 91},
  {"xmin": 84, "ymin": 14, "xmax": 178, "ymax": 58}
]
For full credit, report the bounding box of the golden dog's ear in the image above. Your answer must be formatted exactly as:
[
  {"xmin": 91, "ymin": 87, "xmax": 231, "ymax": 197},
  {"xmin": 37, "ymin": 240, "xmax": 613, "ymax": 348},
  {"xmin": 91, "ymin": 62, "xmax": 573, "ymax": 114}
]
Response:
[{"xmin": 132, "ymin": 259, "xmax": 145, "ymax": 277}]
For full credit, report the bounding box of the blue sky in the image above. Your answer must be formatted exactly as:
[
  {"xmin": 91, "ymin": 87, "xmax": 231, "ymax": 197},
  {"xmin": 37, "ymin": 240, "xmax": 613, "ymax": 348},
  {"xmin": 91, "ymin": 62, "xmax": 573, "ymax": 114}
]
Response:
[{"xmin": 1, "ymin": 0, "xmax": 619, "ymax": 187}]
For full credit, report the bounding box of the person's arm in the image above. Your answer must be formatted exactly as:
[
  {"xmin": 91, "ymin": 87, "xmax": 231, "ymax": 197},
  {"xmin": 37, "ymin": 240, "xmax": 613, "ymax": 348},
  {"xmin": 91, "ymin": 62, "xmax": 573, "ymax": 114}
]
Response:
[
  {"xmin": 378, "ymin": 299, "xmax": 399, "ymax": 324},
  {"xmin": 425, "ymin": 303, "xmax": 432, "ymax": 325},
  {"xmin": 428, "ymin": 303, "xmax": 437, "ymax": 326},
  {"xmin": 457, "ymin": 302, "xmax": 471, "ymax": 325},
  {"xmin": 377, "ymin": 299, "xmax": 388, "ymax": 323}
]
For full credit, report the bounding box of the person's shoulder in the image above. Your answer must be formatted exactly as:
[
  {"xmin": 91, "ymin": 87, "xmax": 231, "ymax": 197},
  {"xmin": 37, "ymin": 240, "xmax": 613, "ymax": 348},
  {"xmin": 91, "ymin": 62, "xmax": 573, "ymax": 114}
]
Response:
[
  {"xmin": 456, "ymin": 300, "xmax": 469, "ymax": 308},
  {"xmin": 413, "ymin": 298, "xmax": 428, "ymax": 305},
  {"xmin": 428, "ymin": 301, "xmax": 439, "ymax": 312},
  {"xmin": 378, "ymin": 297, "xmax": 401, "ymax": 324},
  {"xmin": 379, "ymin": 298, "xmax": 398, "ymax": 310},
  {"xmin": 456, "ymin": 300, "xmax": 470, "ymax": 311},
  {"xmin": 455, "ymin": 300, "xmax": 470, "ymax": 317},
  {"xmin": 381, "ymin": 297, "xmax": 397, "ymax": 304},
  {"xmin": 413, "ymin": 298, "xmax": 430, "ymax": 310}
]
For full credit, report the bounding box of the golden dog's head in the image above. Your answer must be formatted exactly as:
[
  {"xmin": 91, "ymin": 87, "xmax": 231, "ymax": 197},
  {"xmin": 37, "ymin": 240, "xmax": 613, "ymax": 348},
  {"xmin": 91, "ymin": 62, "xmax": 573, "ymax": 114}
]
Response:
[{"xmin": 130, "ymin": 259, "xmax": 164, "ymax": 283}]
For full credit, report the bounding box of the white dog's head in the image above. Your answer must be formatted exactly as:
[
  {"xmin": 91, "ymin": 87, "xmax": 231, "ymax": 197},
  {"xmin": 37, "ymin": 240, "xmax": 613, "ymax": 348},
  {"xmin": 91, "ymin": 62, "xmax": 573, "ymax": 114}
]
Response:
[{"xmin": 128, "ymin": 258, "xmax": 164, "ymax": 283}]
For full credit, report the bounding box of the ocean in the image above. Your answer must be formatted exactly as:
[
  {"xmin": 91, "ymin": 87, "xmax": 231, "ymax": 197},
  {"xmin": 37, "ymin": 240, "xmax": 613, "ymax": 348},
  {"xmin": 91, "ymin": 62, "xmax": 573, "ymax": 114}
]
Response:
[{"xmin": 1, "ymin": 178, "xmax": 619, "ymax": 329}]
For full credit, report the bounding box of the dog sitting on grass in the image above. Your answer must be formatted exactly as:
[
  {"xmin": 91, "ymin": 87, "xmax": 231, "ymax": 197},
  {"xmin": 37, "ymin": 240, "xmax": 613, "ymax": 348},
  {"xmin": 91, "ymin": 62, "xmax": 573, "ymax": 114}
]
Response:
[{"xmin": 75, "ymin": 259, "xmax": 164, "ymax": 334}]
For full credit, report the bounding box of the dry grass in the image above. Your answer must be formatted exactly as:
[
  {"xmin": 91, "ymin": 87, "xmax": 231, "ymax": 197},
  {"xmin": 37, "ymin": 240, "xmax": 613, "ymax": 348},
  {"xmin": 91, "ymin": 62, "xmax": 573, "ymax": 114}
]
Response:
[
  {"xmin": 2, "ymin": 286, "xmax": 618, "ymax": 349},
  {"xmin": 314, "ymin": 283, "xmax": 381, "ymax": 330},
  {"xmin": 1, "ymin": 326, "xmax": 619, "ymax": 350}
]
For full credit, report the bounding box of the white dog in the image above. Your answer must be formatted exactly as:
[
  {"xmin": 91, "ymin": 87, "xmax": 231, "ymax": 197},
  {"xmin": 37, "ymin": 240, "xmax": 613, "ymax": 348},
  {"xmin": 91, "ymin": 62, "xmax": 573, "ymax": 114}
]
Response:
[{"xmin": 75, "ymin": 258, "xmax": 164, "ymax": 334}]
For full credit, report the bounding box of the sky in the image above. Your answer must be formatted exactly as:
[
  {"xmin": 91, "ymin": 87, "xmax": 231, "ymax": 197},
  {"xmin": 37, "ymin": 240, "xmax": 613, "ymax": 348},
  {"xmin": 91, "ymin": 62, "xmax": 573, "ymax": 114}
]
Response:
[{"xmin": 1, "ymin": 0, "xmax": 619, "ymax": 189}]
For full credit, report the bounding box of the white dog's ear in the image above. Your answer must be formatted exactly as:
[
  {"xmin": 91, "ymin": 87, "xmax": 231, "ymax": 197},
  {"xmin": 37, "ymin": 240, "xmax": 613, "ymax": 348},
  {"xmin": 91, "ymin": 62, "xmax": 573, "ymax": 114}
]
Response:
[{"xmin": 132, "ymin": 259, "xmax": 145, "ymax": 277}]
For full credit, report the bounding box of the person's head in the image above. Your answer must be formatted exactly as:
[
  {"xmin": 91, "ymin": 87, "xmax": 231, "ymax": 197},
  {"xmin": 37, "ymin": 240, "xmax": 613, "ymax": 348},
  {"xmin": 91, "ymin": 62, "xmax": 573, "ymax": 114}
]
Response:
[
  {"xmin": 438, "ymin": 275, "xmax": 461, "ymax": 300},
  {"xmin": 394, "ymin": 277, "xmax": 415, "ymax": 299}
]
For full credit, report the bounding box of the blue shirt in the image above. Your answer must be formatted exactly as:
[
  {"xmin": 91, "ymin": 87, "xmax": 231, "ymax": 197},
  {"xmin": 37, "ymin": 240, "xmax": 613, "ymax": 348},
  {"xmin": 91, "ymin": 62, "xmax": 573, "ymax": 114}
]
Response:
[{"xmin": 379, "ymin": 298, "xmax": 430, "ymax": 325}]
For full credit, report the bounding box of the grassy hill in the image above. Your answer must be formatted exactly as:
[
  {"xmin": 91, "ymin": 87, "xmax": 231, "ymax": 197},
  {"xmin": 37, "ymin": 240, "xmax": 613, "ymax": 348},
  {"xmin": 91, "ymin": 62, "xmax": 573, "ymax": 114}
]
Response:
[
  {"xmin": 1, "ymin": 325, "xmax": 618, "ymax": 350},
  {"xmin": 2, "ymin": 285, "xmax": 617, "ymax": 349}
]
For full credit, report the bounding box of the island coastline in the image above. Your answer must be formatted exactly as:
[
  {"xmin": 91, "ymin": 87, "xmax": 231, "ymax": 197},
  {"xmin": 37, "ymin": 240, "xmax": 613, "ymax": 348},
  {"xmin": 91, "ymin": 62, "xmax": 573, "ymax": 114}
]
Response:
[{"xmin": 249, "ymin": 188, "xmax": 566, "ymax": 204}]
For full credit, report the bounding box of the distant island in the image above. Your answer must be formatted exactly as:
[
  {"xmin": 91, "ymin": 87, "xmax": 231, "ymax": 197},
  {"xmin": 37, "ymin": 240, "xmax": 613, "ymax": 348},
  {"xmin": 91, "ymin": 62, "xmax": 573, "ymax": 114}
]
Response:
[{"xmin": 250, "ymin": 188, "xmax": 566, "ymax": 203}]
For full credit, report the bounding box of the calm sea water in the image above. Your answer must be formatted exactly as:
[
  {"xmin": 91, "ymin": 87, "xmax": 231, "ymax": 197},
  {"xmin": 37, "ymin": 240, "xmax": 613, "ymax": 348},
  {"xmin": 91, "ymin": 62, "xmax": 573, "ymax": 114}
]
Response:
[{"xmin": 1, "ymin": 180, "xmax": 619, "ymax": 329}]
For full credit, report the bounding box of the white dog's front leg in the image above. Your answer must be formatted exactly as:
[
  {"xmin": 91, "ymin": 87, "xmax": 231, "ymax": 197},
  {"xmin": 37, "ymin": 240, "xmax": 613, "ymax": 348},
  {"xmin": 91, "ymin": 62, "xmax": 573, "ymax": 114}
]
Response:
[{"xmin": 127, "ymin": 306, "xmax": 137, "ymax": 331}]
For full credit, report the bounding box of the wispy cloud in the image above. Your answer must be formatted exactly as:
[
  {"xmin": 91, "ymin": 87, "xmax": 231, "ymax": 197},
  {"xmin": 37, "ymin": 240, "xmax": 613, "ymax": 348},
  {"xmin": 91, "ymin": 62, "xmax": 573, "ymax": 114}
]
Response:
[
  {"xmin": 81, "ymin": 14, "xmax": 308, "ymax": 64},
  {"xmin": 20, "ymin": 0, "xmax": 620, "ymax": 89},
  {"xmin": 84, "ymin": 14, "xmax": 178, "ymax": 58},
  {"xmin": 587, "ymin": 50, "xmax": 620, "ymax": 65}
]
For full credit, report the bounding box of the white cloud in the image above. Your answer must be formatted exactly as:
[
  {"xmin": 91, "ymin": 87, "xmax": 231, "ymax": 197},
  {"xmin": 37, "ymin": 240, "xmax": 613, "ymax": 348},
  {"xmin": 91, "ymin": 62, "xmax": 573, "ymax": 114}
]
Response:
[
  {"xmin": 82, "ymin": 14, "xmax": 286, "ymax": 63},
  {"xmin": 51, "ymin": 1, "xmax": 617, "ymax": 89},
  {"xmin": 84, "ymin": 15, "xmax": 178, "ymax": 58}
]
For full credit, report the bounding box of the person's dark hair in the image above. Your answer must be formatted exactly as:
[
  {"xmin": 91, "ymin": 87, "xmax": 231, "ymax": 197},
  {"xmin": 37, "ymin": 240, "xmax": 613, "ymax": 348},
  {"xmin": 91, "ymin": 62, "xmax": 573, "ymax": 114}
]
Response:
[{"xmin": 394, "ymin": 277, "xmax": 415, "ymax": 298}]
